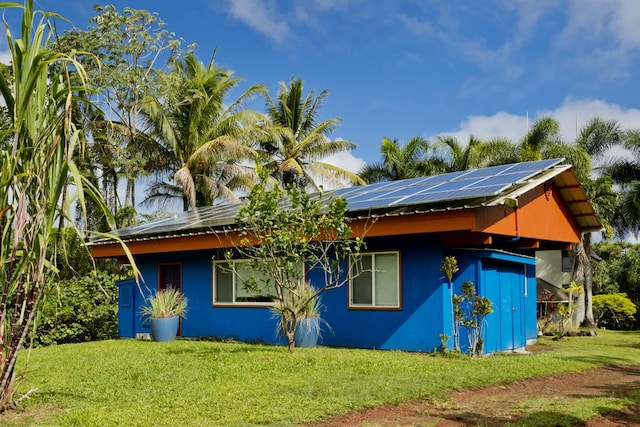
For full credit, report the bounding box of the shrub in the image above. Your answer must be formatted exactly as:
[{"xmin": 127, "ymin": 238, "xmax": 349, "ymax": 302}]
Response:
[
  {"xmin": 33, "ymin": 271, "xmax": 122, "ymax": 346},
  {"xmin": 593, "ymin": 293, "xmax": 637, "ymax": 330}
]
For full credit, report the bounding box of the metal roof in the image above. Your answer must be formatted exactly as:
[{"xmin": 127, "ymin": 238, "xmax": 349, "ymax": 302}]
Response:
[{"xmin": 92, "ymin": 158, "xmax": 601, "ymax": 245}]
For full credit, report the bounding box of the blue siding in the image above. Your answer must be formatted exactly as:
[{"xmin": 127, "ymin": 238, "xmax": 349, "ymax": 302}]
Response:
[{"xmin": 120, "ymin": 239, "xmax": 536, "ymax": 354}]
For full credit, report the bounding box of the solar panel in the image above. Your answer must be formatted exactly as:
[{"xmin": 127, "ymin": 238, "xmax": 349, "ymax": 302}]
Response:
[
  {"xmin": 110, "ymin": 158, "xmax": 565, "ymax": 238},
  {"xmin": 332, "ymin": 158, "xmax": 564, "ymax": 212}
]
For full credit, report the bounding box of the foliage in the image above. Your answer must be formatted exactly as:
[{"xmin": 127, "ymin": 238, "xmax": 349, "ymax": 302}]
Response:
[
  {"xmin": 261, "ymin": 78, "xmax": 364, "ymax": 190},
  {"xmin": 359, "ymin": 136, "xmax": 437, "ymax": 183},
  {"xmin": 0, "ymin": 0, "xmax": 115, "ymax": 411},
  {"xmin": 140, "ymin": 288, "xmax": 188, "ymax": 319},
  {"xmin": 457, "ymin": 281, "xmax": 493, "ymax": 356},
  {"xmin": 440, "ymin": 256, "xmax": 460, "ymax": 351},
  {"xmin": 556, "ymin": 282, "xmax": 583, "ymax": 337},
  {"xmin": 56, "ymin": 5, "xmax": 191, "ymax": 218},
  {"xmin": 2, "ymin": 330, "xmax": 640, "ymax": 425},
  {"xmin": 33, "ymin": 272, "xmax": 123, "ymax": 347},
  {"xmin": 233, "ymin": 168, "xmax": 364, "ymax": 352},
  {"xmin": 141, "ymin": 53, "xmax": 265, "ymax": 210},
  {"xmin": 593, "ymin": 242, "xmax": 640, "ymax": 327},
  {"xmin": 593, "ymin": 293, "xmax": 637, "ymax": 330}
]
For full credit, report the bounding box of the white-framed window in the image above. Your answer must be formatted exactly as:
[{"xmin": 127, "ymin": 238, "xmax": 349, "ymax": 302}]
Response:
[
  {"xmin": 349, "ymin": 251, "xmax": 400, "ymax": 309},
  {"xmin": 212, "ymin": 259, "xmax": 303, "ymax": 306}
]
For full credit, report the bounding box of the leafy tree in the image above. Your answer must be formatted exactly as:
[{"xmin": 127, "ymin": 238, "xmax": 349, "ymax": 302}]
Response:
[
  {"xmin": 57, "ymin": 5, "xmax": 190, "ymax": 220},
  {"xmin": 0, "ymin": 1, "xmax": 117, "ymax": 410},
  {"xmin": 261, "ymin": 78, "xmax": 364, "ymax": 190},
  {"xmin": 359, "ymin": 136, "xmax": 439, "ymax": 183},
  {"xmin": 233, "ymin": 168, "xmax": 365, "ymax": 352},
  {"xmin": 142, "ymin": 53, "xmax": 265, "ymax": 209},
  {"xmin": 593, "ymin": 242, "xmax": 640, "ymax": 327},
  {"xmin": 592, "ymin": 293, "xmax": 636, "ymax": 330},
  {"xmin": 607, "ymin": 129, "xmax": 640, "ymax": 237}
]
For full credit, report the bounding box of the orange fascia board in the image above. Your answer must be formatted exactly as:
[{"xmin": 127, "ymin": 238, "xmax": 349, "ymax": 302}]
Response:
[
  {"xmin": 350, "ymin": 209, "xmax": 476, "ymax": 238},
  {"xmin": 476, "ymin": 183, "xmax": 581, "ymax": 244},
  {"xmin": 92, "ymin": 209, "xmax": 477, "ymax": 258},
  {"xmin": 90, "ymin": 232, "xmax": 242, "ymax": 258}
]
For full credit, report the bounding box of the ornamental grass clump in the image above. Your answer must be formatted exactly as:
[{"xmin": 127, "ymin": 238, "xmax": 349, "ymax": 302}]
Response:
[{"xmin": 141, "ymin": 288, "xmax": 188, "ymax": 319}]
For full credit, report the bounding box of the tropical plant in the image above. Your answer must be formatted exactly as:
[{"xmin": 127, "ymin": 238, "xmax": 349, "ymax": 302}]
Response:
[
  {"xmin": 261, "ymin": 78, "xmax": 364, "ymax": 190},
  {"xmin": 440, "ymin": 256, "xmax": 460, "ymax": 351},
  {"xmin": 34, "ymin": 271, "xmax": 123, "ymax": 347},
  {"xmin": 434, "ymin": 135, "xmax": 516, "ymax": 171},
  {"xmin": 456, "ymin": 281, "xmax": 493, "ymax": 356},
  {"xmin": 233, "ymin": 168, "xmax": 365, "ymax": 352},
  {"xmin": 56, "ymin": 5, "xmax": 190, "ymax": 219},
  {"xmin": 0, "ymin": 0, "xmax": 118, "ymax": 410},
  {"xmin": 593, "ymin": 293, "xmax": 636, "ymax": 330},
  {"xmin": 142, "ymin": 53, "xmax": 265, "ymax": 209},
  {"xmin": 607, "ymin": 129, "xmax": 640, "ymax": 237},
  {"xmin": 573, "ymin": 117, "xmax": 626, "ymax": 327},
  {"xmin": 359, "ymin": 136, "xmax": 437, "ymax": 183},
  {"xmin": 140, "ymin": 288, "xmax": 188, "ymax": 319}
]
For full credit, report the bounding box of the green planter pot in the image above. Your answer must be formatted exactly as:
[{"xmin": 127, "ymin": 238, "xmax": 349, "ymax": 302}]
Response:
[
  {"xmin": 150, "ymin": 316, "xmax": 179, "ymax": 342},
  {"xmin": 294, "ymin": 317, "xmax": 321, "ymax": 348}
]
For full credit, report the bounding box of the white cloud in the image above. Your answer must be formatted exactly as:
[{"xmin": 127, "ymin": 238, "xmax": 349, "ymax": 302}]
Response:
[
  {"xmin": 432, "ymin": 111, "xmax": 527, "ymax": 143},
  {"xmin": 224, "ymin": 0, "xmax": 290, "ymax": 45},
  {"xmin": 322, "ymin": 150, "xmax": 366, "ymax": 174},
  {"xmin": 434, "ymin": 98, "xmax": 640, "ymax": 151}
]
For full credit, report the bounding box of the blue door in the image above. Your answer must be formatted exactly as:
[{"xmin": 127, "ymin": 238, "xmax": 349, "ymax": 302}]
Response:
[
  {"xmin": 482, "ymin": 262, "xmax": 525, "ymax": 352},
  {"xmin": 117, "ymin": 278, "xmax": 136, "ymax": 338}
]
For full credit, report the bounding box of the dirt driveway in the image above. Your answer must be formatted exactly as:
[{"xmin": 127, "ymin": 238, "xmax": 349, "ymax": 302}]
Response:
[{"xmin": 312, "ymin": 361, "xmax": 640, "ymax": 426}]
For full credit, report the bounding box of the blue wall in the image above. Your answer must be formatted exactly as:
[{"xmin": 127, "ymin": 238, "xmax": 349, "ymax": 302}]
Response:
[{"xmin": 121, "ymin": 237, "xmax": 536, "ymax": 353}]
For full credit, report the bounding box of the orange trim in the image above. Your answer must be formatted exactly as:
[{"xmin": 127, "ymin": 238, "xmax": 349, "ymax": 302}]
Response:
[
  {"xmin": 476, "ymin": 183, "xmax": 581, "ymax": 244},
  {"xmin": 91, "ymin": 183, "xmax": 583, "ymax": 258},
  {"xmin": 349, "ymin": 210, "xmax": 476, "ymax": 238}
]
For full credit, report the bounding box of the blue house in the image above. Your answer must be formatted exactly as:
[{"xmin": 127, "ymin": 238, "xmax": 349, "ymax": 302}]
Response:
[{"xmin": 92, "ymin": 159, "xmax": 600, "ymax": 353}]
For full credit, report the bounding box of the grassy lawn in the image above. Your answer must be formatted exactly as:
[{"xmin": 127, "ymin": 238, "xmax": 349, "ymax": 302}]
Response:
[{"xmin": 1, "ymin": 330, "xmax": 639, "ymax": 426}]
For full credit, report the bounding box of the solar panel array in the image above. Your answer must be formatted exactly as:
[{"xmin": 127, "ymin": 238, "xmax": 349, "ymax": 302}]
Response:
[
  {"xmin": 329, "ymin": 158, "xmax": 563, "ymax": 212},
  {"xmin": 112, "ymin": 158, "xmax": 564, "ymax": 239}
]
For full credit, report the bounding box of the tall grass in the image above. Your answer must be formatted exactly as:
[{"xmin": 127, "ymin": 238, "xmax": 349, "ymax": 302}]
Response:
[{"xmin": 1, "ymin": 329, "xmax": 639, "ymax": 426}]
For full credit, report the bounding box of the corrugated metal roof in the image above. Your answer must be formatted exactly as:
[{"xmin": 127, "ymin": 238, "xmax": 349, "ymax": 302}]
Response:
[{"xmin": 91, "ymin": 158, "xmax": 601, "ymax": 245}]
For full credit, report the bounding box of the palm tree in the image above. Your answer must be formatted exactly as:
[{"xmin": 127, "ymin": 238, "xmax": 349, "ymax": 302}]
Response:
[
  {"xmin": 574, "ymin": 118, "xmax": 626, "ymax": 327},
  {"xmin": 607, "ymin": 129, "xmax": 640, "ymax": 237},
  {"xmin": 434, "ymin": 135, "xmax": 518, "ymax": 171},
  {"xmin": 359, "ymin": 136, "xmax": 438, "ymax": 183},
  {"xmin": 261, "ymin": 78, "xmax": 364, "ymax": 190},
  {"xmin": 142, "ymin": 53, "xmax": 265, "ymax": 210}
]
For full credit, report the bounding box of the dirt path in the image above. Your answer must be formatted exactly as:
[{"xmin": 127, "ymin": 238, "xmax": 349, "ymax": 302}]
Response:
[{"xmin": 312, "ymin": 363, "xmax": 640, "ymax": 426}]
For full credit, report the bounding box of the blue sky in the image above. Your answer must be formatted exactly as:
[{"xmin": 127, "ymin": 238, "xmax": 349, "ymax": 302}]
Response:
[{"xmin": 21, "ymin": 0, "xmax": 640, "ymax": 174}]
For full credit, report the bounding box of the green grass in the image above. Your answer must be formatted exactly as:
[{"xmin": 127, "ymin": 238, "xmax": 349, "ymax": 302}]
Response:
[{"xmin": 1, "ymin": 330, "xmax": 640, "ymax": 426}]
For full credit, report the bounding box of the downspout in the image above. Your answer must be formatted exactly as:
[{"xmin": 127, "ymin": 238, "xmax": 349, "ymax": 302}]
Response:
[{"xmin": 505, "ymin": 197, "xmax": 520, "ymax": 242}]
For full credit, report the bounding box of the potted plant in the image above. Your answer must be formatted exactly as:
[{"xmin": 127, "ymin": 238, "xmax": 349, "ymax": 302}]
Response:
[
  {"xmin": 141, "ymin": 288, "xmax": 188, "ymax": 342},
  {"xmin": 273, "ymin": 282, "xmax": 323, "ymax": 348}
]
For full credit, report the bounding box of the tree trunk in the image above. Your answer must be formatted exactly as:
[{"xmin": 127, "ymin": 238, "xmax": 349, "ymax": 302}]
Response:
[
  {"xmin": 582, "ymin": 233, "xmax": 595, "ymax": 328},
  {"xmin": 574, "ymin": 234, "xmax": 595, "ymax": 328}
]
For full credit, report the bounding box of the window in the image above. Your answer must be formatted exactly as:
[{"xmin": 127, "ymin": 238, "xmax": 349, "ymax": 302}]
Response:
[
  {"xmin": 349, "ymin": 252, "xmax": 400, "ymax": 308},
  {"xmin": 213, "ymin": 260, "xmax": 303, "ymax": 305},
  {"xmin": 159, "ymin": 263, "xmax": 181, "ymax": 292},
  {"xmin": 561, "ymin": 250, "xmax": 572, "ymax": 272}
]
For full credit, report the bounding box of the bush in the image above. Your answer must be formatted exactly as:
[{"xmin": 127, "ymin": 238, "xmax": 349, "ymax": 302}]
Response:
[
  {"xmin": 33, "ymin": 271, "xmax": 122, "ymax": 346},
  {"xmin": 593, "ymin": 293, "xmax": 637, "ymax": 330}
]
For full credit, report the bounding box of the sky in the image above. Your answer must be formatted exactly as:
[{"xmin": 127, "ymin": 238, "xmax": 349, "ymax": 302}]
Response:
[{"xmin": 10, "ymin": 1, "xmax": 640, "ymax": 175}]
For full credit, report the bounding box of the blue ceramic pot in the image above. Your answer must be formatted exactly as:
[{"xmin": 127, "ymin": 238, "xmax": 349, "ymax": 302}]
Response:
[
  {"xmin": 294, "ymin": 317, "xmax": 320, "ymax": 347},
  {"xmin": 150, "ymin": 316, "xmax": 179, "ymax": 342}
]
